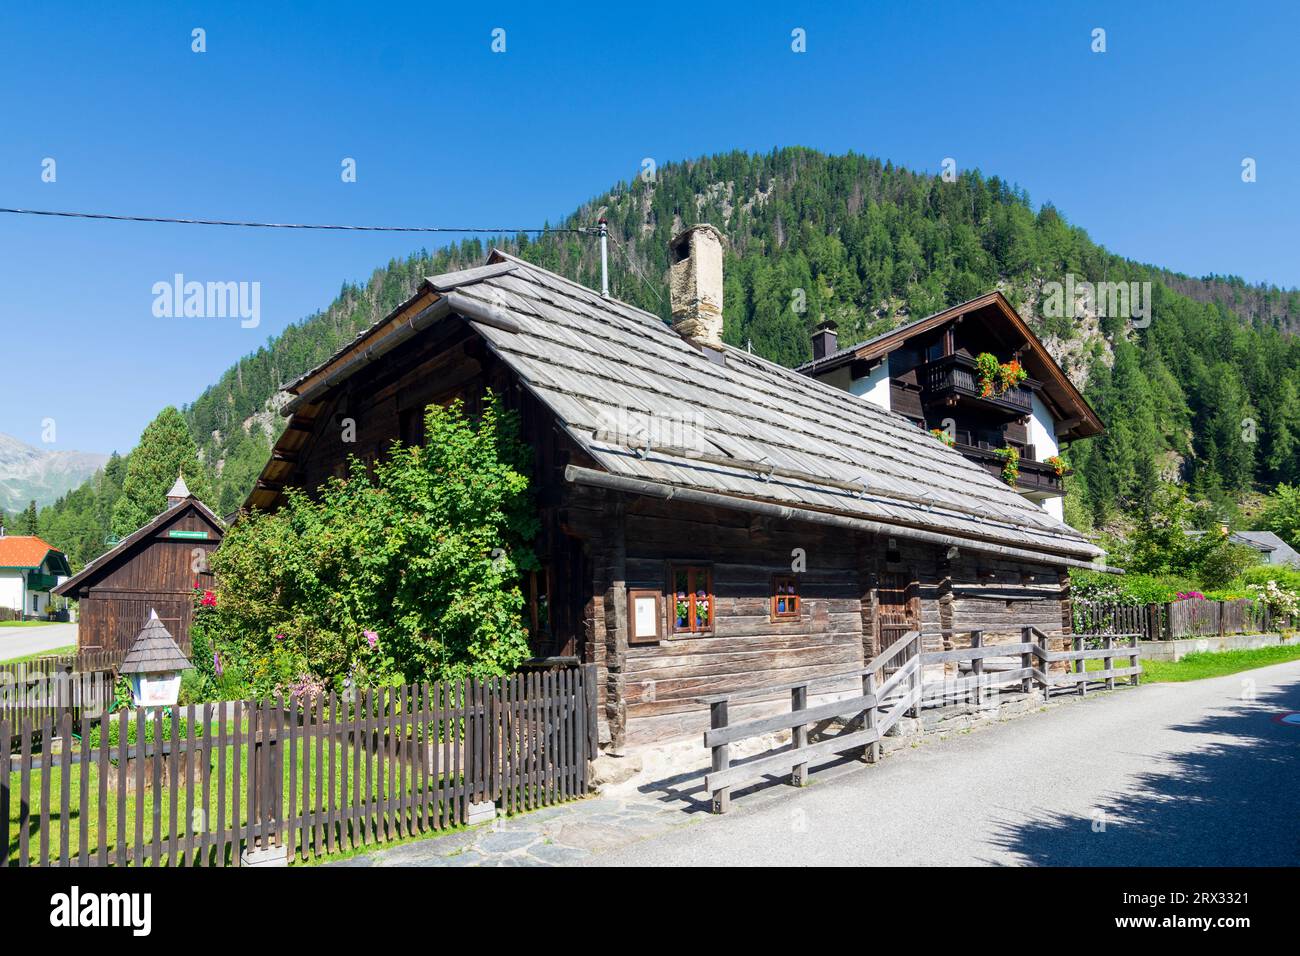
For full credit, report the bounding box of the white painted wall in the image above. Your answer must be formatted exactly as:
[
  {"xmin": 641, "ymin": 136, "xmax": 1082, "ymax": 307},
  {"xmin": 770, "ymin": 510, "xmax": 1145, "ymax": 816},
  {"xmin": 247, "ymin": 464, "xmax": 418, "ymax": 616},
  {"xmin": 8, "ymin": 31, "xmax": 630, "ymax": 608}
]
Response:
[
  {"xmin": 1042, "ymin": 496, "xmax": 1064, "ymax": 521},
  {"xmin": 1028, "ymin": 393, "xmax": 1059, "ymax": 460},
  {"xmin": 850, "ymin": 356, "xmax": 891, "ymax": 411},
  {"xmin": 0, "ymin": 570, "xmax": 22, "ymax": 614}
]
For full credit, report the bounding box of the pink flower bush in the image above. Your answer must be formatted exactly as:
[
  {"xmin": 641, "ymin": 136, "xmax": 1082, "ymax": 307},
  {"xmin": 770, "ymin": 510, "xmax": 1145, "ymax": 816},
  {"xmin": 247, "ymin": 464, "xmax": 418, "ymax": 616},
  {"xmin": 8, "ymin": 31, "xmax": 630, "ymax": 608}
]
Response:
[
  {"xmin": 200, "ymin": 589, "xmax": 217, "ymax": 607},
  {"xmin": 363, "ymin": 629, "xmax": 379, "ymax": 649},
  {"xmin": 1176, "ymin": 591, "xmax": 1206, "ymax": 601},
  {"xmin": 286, "ymin": 672, "xmax": 325, "ymax": 703}
]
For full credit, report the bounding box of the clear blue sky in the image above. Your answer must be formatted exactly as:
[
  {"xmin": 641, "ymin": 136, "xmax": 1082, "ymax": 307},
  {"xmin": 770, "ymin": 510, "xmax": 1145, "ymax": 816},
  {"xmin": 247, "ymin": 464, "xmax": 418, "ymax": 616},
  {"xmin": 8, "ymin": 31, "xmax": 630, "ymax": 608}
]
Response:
[{"xmin": 1, "ymin": 1, "xmax": 1296, "ymax": 454}]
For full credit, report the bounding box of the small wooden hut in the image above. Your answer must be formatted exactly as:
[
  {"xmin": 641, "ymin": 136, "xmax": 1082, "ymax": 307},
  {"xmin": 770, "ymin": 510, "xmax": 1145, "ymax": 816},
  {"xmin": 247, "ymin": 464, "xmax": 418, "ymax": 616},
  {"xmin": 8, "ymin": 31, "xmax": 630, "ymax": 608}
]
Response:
[{"xmin": 55, "ymin": 476, "xmax": 223, "ymax": 657}]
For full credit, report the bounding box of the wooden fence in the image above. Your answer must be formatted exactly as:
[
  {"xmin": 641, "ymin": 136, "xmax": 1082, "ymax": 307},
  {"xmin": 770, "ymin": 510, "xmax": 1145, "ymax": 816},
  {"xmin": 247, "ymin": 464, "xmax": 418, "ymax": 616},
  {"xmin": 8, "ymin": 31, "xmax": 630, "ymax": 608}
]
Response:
[
  {"xmin": 1073, "ymin": 598, "xmax": 1288, "ymax": 640},
  {"xmin": 3, "ymin": 665, "xmax": 596, "ymax": 866},
  {"xmin": 1, "ymin": 667, "xmax": 114, "ymax": 729},
  {"xmin": 703, "ymin": 628, "xmax": 1139, "ymax": 812}
]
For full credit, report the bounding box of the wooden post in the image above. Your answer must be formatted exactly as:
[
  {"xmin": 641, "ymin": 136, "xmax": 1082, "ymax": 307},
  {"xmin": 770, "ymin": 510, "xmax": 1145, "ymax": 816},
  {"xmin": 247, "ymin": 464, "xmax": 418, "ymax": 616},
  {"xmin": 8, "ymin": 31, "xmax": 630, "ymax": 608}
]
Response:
[
  {"xmin": 1103, "ymin": 635, "xmax": 1115, "ymax": 691},
  {"xmin": 970, "ymin": 630, "xmax": 984, "ymax": 705},
  {"xmin": 791, "ymin": 685, "xmax": 809, "ymax": 786},
  {"xmin": 1130, "ymin": 634, "xmax": 1140, "ymax": 686},
  {"xmin": 1037, "ymin": 628, "xmax": 1050, "ymax": 699},
  {"xmin": 1075, "ymin": 634, "xmax": 1086, "ymax": 697},
  {"xmin": 581, "ymin": 662, "xmax": 598, "ymax": 768},
  {"xmin": 709, "ymin": 699, "xmax": 730, "ymax": 814},
  {"xmin": 1020, "ymin": 626, "xmax": 1033, "ymax": 694},
  {"xmin": 908, "ymin": 632, "xmax": 922, "ymax": 718},
  {"xmin": 864, "ymin": 671, "xmax": 880, "ymax": 763}
]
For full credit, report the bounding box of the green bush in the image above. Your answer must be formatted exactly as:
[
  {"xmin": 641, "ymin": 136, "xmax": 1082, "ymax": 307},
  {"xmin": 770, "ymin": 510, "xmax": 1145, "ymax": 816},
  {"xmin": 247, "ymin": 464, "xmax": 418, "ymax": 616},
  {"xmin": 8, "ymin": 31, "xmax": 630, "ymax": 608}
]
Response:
[
  {"xmin": 1070, "ymin": 570, "xmax": 1201, "ymax": 605},
  {"xmin": 1232, "ymin": 564, "xmax": 1300, "ymax": 592},
  {"xmin": 1197, "ymin": 542, "xmax": 1262, "ymax": 589},
  {"xmin": 196, "ymin": 394, "xmax": 538, "ymax": 698}
]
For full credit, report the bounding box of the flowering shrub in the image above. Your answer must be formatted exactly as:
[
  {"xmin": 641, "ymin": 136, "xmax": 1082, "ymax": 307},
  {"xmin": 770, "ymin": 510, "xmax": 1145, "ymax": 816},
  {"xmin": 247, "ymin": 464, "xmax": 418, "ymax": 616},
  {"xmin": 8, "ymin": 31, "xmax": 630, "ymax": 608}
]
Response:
[
  {"xmin": 285, "ymin": 671, "xmax": 327, "ymax": 703},
  {"xmin": 1247, "ymin": 581, "xmax": 1300, "ymax": 618},
  {"xmin": 1175, "ymin": 590, "xmax": 1206, "ymax": 601},
  {"xmin": 930, "ymin": 428, "xmax": 955, "ymax": 447}
]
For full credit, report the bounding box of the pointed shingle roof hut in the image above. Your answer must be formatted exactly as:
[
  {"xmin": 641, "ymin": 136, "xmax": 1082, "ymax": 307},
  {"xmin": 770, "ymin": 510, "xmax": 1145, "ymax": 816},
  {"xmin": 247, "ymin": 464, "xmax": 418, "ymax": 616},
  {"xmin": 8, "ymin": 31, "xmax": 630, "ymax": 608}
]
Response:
[{"xmin": 119, "ymin": 609, "xmax": 193, "ymax": 675}]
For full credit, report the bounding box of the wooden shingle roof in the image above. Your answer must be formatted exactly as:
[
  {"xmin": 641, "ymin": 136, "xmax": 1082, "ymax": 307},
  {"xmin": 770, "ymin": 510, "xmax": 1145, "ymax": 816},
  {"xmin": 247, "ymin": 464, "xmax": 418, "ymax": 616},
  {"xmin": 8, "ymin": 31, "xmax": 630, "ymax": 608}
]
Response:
[
  {"xmin": 119, "ymin": 611, "xmax": 193, "ymax": 675},
  {"xmin": 250, "ymin": 251, "xmax": 1107, "ymax": 569}
]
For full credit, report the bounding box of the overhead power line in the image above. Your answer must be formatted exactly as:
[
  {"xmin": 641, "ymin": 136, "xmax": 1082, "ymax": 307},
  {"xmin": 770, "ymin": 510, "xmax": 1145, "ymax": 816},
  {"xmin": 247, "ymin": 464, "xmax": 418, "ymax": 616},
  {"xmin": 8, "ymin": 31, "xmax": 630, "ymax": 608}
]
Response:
[
  {"xmin": 0, "ymin": 206, "xmax": 591, "ymax": 235},
  {"xmin": 606, "ymin": 230, "xmax": 664, "ymax": 308}
]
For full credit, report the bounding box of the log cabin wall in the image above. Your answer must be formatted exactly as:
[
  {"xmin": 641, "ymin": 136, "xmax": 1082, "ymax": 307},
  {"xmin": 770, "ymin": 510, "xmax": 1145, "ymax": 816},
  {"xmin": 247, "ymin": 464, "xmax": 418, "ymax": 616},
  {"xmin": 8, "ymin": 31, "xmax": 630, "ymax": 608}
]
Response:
[
  {"xmin": 560, "ymin": 482, "xmax": 1074, "ymax": 749},
  {"xmin": 565, "ymin": 492, "xmax": 868, "ymax": 749},
  {"xmin": 880, "ymin": 535, "xmax": 1069, "ymax": 682}
]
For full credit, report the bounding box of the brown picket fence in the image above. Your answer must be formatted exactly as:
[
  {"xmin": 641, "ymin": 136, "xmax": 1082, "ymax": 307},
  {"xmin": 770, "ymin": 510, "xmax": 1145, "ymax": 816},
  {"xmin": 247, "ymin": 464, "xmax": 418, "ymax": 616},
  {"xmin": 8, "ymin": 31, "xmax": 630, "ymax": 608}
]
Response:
[
  {"xmin": 1, "ymin": 667, "xmax": 114, "ymax": 730},
  {"xmin": 3, "ymin": 665, "xmax": 595, "ymax": 867}
]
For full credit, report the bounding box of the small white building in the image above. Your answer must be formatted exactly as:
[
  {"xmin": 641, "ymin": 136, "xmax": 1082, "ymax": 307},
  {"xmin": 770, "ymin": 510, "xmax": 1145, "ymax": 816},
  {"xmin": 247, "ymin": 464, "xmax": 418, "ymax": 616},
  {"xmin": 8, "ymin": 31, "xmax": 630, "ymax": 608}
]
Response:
[{"xmin": 0, "ymin": 531, "xmax": 72, "ymax": 619}]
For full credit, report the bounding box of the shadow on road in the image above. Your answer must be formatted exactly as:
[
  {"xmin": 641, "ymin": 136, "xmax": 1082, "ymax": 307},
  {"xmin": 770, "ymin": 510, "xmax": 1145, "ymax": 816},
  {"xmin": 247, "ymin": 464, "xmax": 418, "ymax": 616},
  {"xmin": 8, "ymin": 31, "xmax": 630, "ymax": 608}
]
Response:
[{"xmin": 988, "ymin": 675, "xmax": 1300, "ymax": 866}]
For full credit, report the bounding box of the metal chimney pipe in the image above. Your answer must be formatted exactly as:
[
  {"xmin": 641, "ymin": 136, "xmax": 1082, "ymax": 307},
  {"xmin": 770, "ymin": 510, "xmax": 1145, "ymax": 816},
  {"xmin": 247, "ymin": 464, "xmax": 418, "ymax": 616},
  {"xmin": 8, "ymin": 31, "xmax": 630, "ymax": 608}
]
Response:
[{"xmin": 598, "ymin": 217, "xmax": 609, "ymax": 298}]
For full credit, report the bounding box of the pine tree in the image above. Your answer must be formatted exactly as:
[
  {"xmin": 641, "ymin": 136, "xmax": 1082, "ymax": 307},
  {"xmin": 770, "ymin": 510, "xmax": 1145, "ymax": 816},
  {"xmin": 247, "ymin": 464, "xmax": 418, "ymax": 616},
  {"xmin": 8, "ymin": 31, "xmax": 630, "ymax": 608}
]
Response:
[
  {"xmin": 111, "ymin": 407, "xmax": 212, "ymax": 536},
  {"xmin": 20, "ymin": 500, "xmax": 38, "ymax": 535}
]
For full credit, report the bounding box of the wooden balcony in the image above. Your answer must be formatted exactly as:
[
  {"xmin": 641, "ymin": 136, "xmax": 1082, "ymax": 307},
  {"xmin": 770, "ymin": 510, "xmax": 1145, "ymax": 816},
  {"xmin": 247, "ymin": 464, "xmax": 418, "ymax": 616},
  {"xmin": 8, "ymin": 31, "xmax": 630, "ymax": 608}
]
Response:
[
  {"xmin": 956, "ymin": 443, "xmax": 1065, "ymax": 496},
  {"xmin": 921, "ymin": 353, "xmax": 1034, "ymax": 415}
]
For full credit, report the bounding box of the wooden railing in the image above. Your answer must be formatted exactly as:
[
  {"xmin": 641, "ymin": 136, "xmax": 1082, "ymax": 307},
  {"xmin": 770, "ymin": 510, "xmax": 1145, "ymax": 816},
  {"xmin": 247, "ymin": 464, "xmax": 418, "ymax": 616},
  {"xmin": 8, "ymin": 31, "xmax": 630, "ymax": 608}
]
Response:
[
  {"xmin": 701, "ymin": 628, "xmax": 1140, "ymax": 812},
  {"xmin": 922, "ymin": 353, "xmax": 1034, "ymax": 413}
]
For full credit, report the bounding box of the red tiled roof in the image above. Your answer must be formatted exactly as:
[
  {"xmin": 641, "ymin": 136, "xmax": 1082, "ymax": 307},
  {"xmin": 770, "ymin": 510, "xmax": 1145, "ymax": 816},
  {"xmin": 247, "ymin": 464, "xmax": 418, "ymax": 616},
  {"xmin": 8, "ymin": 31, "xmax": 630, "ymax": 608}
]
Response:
[{"xmin": 0, "ymin": 535, "xmax": 61, "ymax": 569}]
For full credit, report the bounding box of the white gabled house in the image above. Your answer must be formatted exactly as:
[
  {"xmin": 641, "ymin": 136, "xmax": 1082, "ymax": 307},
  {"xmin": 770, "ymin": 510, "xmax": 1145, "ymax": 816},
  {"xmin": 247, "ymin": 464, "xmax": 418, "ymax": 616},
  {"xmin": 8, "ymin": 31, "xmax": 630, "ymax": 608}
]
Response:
[{"xmin": 0, "ymin": 529, "xmax": 72, "ymax": 619}]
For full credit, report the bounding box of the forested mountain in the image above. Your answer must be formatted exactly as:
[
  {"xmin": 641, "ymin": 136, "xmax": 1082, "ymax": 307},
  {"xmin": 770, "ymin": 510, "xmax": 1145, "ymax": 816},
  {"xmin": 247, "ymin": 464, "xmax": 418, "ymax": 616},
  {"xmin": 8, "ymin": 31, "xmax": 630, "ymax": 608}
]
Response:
[{"xmin": 31, "ymin": 148, "xmax": 1300, "ymax": 568}]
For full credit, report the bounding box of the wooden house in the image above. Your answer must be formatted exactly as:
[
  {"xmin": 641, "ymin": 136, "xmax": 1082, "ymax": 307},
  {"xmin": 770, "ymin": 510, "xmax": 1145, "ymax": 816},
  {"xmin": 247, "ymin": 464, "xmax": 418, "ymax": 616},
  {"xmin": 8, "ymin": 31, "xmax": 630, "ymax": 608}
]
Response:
[
  {"xmin": 55, "ymin": 477, "xmax": 222, "ymax": 656},
  {"xmin": 245, "ymin": 225, "xmax": 1112, "ymax": 750},
  {"xmin": 797, "ymin": 295, "xmax": 1104, "ymax": 521}
]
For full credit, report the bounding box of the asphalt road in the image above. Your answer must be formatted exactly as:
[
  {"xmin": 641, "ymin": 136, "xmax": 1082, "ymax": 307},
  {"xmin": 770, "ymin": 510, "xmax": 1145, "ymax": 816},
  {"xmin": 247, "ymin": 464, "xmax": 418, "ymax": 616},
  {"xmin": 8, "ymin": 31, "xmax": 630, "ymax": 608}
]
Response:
[
  {"xmin": 593, "ymin": 661, "xmax": 1300, "ymax": 866},
  {"xmin": 0, "ymin": 622, "xmax": 78, "ymax": 662}
]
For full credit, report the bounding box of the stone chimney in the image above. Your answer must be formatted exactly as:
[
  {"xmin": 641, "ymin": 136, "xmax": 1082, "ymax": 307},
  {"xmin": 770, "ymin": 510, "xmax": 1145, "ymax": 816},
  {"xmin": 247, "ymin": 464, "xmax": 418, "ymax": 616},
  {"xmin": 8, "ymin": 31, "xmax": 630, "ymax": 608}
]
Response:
[
  {"xmin": 166, "ymin": 473, "xmax": 190, "ymax": 509},
  {"xmin": 669, "ymin": 224, "xmax": 725, "ymax": 350},
  {"xmin": 812, "ymin": 318, "xmax": 838, "ymax": 361}
]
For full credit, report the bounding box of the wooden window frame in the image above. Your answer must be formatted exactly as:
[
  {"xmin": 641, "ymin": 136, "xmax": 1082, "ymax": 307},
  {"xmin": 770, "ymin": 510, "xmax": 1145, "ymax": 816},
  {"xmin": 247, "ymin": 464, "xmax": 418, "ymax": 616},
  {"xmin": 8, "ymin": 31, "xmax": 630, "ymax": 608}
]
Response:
[
  {"xmin": 770, "ymin": 574, "xmax": 801, "ymax": 622},
  {"xmin": 668, "ymin": 564, "xmax": 714, "ymax": 635},
  {"xmin": 627, "ymin": 589, "xmax": 663, "ymax": 645}
]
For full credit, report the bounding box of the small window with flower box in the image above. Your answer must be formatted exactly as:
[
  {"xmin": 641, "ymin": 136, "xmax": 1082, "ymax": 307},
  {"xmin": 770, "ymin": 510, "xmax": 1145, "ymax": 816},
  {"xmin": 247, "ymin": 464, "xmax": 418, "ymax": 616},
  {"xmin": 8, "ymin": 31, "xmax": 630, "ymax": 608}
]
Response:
[
  {"xmin": 669, "ymin": 565, "xmax": 713, "ymax": 634},
  {"xmin": 770, "ymin": 574, "xmax": 800, "ymax": 621}
]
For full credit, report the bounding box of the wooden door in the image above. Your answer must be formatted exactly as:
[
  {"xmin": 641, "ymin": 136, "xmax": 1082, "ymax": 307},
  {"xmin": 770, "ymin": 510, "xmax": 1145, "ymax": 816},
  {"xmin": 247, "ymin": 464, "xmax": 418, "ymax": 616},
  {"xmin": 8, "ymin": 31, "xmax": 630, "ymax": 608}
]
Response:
[{"xmin": 876, "ymin": 572, "xmax": 918, "ymax": 680}]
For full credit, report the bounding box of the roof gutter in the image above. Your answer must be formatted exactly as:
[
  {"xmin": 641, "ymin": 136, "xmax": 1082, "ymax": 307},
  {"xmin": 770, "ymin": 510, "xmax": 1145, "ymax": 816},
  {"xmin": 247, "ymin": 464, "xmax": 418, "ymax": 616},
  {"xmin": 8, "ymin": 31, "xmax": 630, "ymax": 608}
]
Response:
[{"xmin": 563, "ymin": 464, "xmax": 1119, "ymax": 574}]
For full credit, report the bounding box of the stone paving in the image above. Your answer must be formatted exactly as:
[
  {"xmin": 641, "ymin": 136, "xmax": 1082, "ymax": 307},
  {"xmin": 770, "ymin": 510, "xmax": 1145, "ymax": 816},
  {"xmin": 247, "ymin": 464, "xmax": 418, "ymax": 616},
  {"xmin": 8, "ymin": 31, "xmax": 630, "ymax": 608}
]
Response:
[{"xmin": 328, "ymin": 792, "xmax": 707, "ymax": 867}]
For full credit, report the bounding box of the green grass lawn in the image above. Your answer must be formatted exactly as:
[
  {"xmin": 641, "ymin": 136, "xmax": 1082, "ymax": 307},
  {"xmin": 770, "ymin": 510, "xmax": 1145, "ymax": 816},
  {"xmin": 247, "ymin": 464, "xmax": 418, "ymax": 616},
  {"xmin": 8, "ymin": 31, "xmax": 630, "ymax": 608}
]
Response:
[
  {"xmin": 0, "ymin": 621, "xmax": 58, "ymax": 628},
  {"xmin": 0, "ymin": 645, "xmax": 76, "ymax": 665},
  {"xmin": 6, "ymin": 732, "xmax": 465, "ymax": 866},
  {"xmin": 1083, "ymin": 642, "xmax": 1300, "ymax": 683}
]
